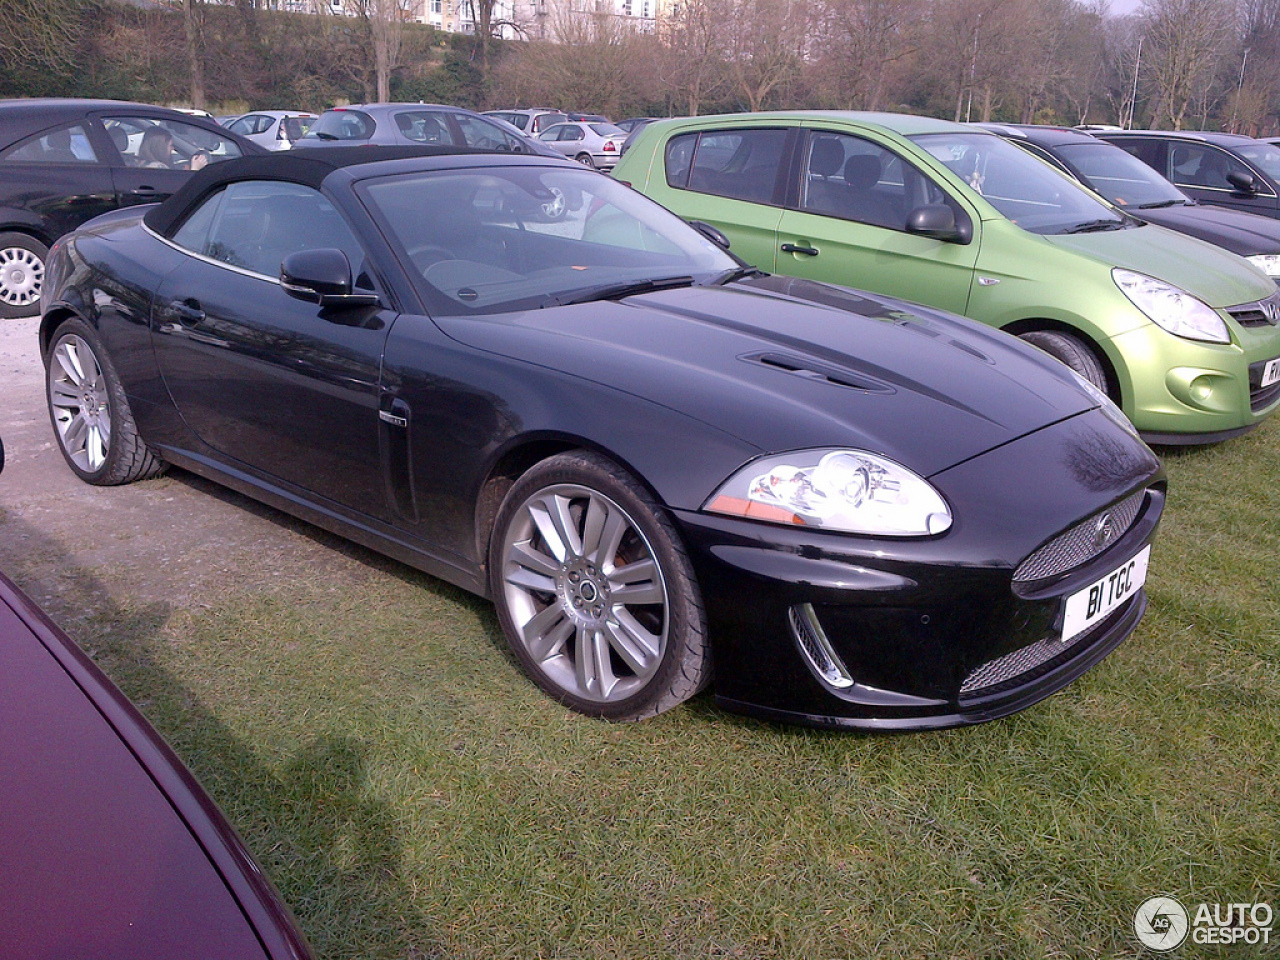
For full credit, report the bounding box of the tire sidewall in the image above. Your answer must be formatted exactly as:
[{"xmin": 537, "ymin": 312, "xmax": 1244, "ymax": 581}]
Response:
[{"xmin": 488, "ymin": 451, "xmax": 707, "ymax": 721}]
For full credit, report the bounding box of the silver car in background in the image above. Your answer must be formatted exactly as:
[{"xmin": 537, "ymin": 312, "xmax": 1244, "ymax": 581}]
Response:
[
  {"xmin": 484, "ymin": 108, "xmax": 569, "ymax": 136},
  {"xmin": 224, "ymin": 111, "xmax": 317, "ymax": 151},
  {"xmin": 537, "ymin": 121, "xmax": 628, "ymax": 169},
  {"xmin": 295, "ymin": 103, "xmax": 561, "ymax": 159}
]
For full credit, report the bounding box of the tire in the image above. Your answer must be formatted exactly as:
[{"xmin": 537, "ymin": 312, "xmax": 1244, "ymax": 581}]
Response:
[
  {"xmin": 0, "ymin": 232, "xmax": 49, "ymax": 320},
  {"xmin": 489, "ymin": 451, "xmax": 709, "ymax": 721},
  {"xmin": 1018, "ymin": 330, "xmax": 1110, "ymax": 393},
  {"xmin": 45, "ymin": 318, "xmax": 166, "ymax": 485},
  {"xmin": 575, "ymin": 152, "xmax": 596, "ymax": 169}
]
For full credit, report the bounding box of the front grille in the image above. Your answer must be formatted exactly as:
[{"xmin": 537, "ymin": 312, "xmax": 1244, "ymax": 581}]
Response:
[
  {"xmin": 959, "ymin": 631, "xmax": 1087, "ymax": 696},
  {"xmin": 1227, "ymin": 291, "xmax": 1280, "ymax": 328},
  {"xmin": 1013, "ymin": 489, "xmax": 1146, "ymax": 583},
  {"xmin": 1250, "ymin": 357, "xmax": 1280, "ymax": 411}
]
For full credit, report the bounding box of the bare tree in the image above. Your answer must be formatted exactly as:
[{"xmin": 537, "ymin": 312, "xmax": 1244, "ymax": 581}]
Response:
[
  {"xmin": 812, "ymin": 0, "xmax": 920, "ymax": 110},
  {"xmin": 0, "ymin": 0, "xmax": 87, "ymax": 74},
  {"xmin": 661, "ymin": 0, "xmax": 733, "ymax": 114},
  {"xmin": 1140, "ymin": 0, "xmax": 1236, "ymax": 128},
  {"xmin": 723, "ymin": 0, "xmax": 810, "ymax": 111}
]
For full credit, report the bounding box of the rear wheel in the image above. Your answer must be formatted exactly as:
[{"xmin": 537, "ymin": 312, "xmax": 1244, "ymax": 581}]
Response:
[
  {"xmin": 0, "ymin": 232, "xmax": 48, "ymax": 320},
  {"xmin": 45, "ymin": 318, "xmax": 166, "ymax": 485},
  {"xmin": 575, "ymin": 152, "xmax": 596, "ymax": 169},
  {"xmin": 1018, "ymin": 330, "xmax": 1109, "ymax": 393},
  {"xmin": 489, "ymin": 451, "xmax": 709, "ymax": 721}
]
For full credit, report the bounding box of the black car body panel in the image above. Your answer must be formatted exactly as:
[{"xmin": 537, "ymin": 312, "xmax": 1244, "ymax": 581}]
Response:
[
  {"xmin": 39, "ymin": 149, "xmax": 1165, "ymax": 729},
  {"xmin": 0, "ymin": 564, "xmax": 313, "ymax": 959}
]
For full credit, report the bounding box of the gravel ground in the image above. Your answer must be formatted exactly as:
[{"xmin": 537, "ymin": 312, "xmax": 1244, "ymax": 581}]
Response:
[{"xmin": 0, "ymin": 315, "xmax": 387, "ymax": 631}]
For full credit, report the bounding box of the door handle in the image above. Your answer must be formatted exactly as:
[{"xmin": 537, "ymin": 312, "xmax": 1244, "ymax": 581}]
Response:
[
  {"xmin": 128, "ymin": 187, "xmax": 161, "ymax": 198},
  {"xmin": 168, "ymin": 299, "xmax": 205, "ymax": 326},
  {"xmin": 781, "ymin": 242, "xmax": 820, "ymax": 257}
]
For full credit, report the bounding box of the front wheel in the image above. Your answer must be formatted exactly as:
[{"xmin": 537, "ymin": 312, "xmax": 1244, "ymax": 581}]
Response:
[
  {"xmin": 45, "ymin": 318, "xmax": 166, "ymax": 485},
  {"xmin": 0, "ymin": 232, "xmax": 48, "ymax": 320},
  {"xmin": 1018, "ymin": 330, "xmax": 1110, "ymax": 394},
  {"xmin": 489, "ymin": 451, "xmax": 709, "ymax": 721}
]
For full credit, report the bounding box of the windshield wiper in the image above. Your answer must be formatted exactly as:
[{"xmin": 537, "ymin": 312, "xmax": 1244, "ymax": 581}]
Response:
[
  {"xmin": 1136, "ymin": 199, "xmax": 1185, "ymax": 210},
  {"xmin": 1064, "ymin": 218, "xmax": 1128, "ymax": 234},
  {"xmin": 543, "ymin": 275, "xmax": 695, "ymax": 307},
  {"xmin": 708, "ymin": 266, "xmax": 766, "ymax": 286}
]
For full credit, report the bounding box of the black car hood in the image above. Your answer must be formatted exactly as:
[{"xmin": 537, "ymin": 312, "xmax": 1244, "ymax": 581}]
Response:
[
  {"xmin": 1136, "ymin": 202, "xmax": 1280, "ymax": 257},
  {"xmin": 435, "ymin": 275, "xmax": 1099, "ymax": 478}
]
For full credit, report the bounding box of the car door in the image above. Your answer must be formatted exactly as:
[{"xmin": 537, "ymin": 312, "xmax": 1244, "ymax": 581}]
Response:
[
  {"xmin": 98, "ymin": 113, "xmax": 246, "ymax": 209},
  {"xmin": 659, "ymin": 127, "xmax": 794, "ymax": 272},
  {"xmin": 0, "ymin": 121, "xmax": 118, "ymax": 240},
  {"xmin": 150, "ymin": 179, "xmax": 393, "ymax": 520},
  {"xmin": 1163, "ymin": 140, "xmax": 1278, "ymax": 217},
  {"xmin": 772, "ymin": 129, "xmax": 979, "ymax": 315}
]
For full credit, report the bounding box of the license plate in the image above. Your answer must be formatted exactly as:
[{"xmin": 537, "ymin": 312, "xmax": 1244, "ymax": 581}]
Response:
[
  {"xmin": 1263, "ymin": 357, "xmax": 1280, "ymax": 389},
  {"xmin": 1061, "ymin": 545, "xmax": 1151, "ymax": 641}
]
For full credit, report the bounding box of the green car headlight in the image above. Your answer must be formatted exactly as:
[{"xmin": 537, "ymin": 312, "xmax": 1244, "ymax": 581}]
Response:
[
  {"xmin": 1246, "ymin": 254, "xmax": 1280, "ymax": 278},
  {"xmin": 1113, "ymin": 268, "xmax": 1230, "ymax": 344},
  {"xmin": 705, "ymin": 449, "xmax": 952, "ymax": 536}
]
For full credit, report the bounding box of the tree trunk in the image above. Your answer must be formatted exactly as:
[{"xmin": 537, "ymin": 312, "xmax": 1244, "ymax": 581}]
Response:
[{"xmin": 184, "ymin": 0, "xmax": 205, "ymax": 109}]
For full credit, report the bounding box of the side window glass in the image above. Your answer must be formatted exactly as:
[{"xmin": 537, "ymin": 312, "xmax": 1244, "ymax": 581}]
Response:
[
  {"xmin": 0, "ymin": 123, "xmax": 99, "ymax": 164},
  {"xmin": 175, "ymin": 181, "xmax": 368, "ymax": 282},
  {"xmin": 1168, "ymin": 144, "xmax": 1250, "ymax": 190},
  {"xmin": 396, "ymin": 111, "xmax": 456, "ymax": 145},
  {"xmin": 683, "ymin": 129, "xmax": 788, "ymax": 204},
  {"xmin": 799, "ymin": 133, "xmax": 910, "ymax": 229},
  {"xmin": 104, "ymin": 116, "xmax": 243, "ymax": 170},
  {"xmin": 228, "ymin": 115, "xmax": 268, "ymax": 136},
  {"xmin": 456, "ymin": 115, "xmax": 516, "ymax": 151},
  {"xmin": 664, "ymin": 133, "xmax": 697, "ymax": 188}
]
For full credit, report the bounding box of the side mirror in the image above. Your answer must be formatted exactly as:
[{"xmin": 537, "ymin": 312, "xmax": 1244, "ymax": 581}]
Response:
[
  {"xmin": 689, "ymin": 220, "xmax": 731, "ymax": 250},
  {"xmin": 280, "ymin": 249, "xmax": 379, "ymax": 308},
  {"xmin": 905, "ymin": 204, "xmax": 968, "ymax": 243},
  {"xmin": 1226, "ymin": 170, "xmax": 1257, "ymax": 195}
]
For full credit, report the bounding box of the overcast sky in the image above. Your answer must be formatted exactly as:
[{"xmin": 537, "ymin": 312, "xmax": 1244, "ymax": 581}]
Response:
[{"xmin": 1106, "ymin": 0, "xmax": 1144, "ymax": 16}]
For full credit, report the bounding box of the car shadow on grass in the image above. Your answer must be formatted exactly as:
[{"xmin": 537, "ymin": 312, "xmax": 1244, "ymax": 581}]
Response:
[{"xmin": 0, "ymin": 514, "xmax": 447, "ymax": 960}]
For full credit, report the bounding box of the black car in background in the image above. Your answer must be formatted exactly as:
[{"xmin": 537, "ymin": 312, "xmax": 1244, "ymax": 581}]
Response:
[
  {"xmin": 38, "ymin": 147, "xmax": 1163, "ymax": 730},
  {"xmin": 0, "ymin": 439, "xmax": 312, "ymax": 959},
  {"xmin": 0, "ymin": 99, "xmax": 258, "ymax": 318},
  {"xmin": 1096, "ymin": 129, "xmax": 1280, "ymax": 220},
  {"xmin": 983, "ymin": 123, "xmax": 1280, "ymax": 283}
]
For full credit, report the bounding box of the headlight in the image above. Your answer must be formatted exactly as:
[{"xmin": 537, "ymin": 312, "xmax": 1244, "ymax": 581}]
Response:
[
  {"xmin": 1113, "ymin": 268, "xmax": 1230, "ymax": 344},
  {"xmin": 1246, "ymin": 254, "xmax": 1280, "ymax": 278},
  {"xmin": 704, "ymin": 449, "xmax": 952, "ymax": 536}
]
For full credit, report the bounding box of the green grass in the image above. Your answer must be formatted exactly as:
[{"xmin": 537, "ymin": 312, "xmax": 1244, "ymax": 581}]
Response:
[{"xmin": 61, "ymin": 421, "xmax": 1280, "ymax": 959}]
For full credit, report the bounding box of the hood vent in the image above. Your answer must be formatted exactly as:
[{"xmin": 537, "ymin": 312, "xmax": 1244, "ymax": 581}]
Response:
[{"xmin": 745, "ymin": 352, "xmax": 893, "ymax": 393}]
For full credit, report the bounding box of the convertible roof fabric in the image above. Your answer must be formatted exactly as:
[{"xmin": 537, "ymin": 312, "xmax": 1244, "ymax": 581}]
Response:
[{"xmin": 142, "ymin": 145, "xmax": 489, "ymax": 235}]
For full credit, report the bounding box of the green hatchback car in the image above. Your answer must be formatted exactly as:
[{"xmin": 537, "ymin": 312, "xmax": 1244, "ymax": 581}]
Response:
[{"xmin": 615, "ymin": 112, "xmax": 1280, "ymax": 443}]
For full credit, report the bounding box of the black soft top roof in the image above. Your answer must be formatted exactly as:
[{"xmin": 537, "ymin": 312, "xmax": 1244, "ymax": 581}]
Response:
[{"xmin": 142, "ymin": 145, "xmax": 495, "ymax": 235}]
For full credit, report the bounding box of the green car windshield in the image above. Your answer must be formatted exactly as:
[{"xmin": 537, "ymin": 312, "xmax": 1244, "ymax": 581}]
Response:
[
  {"xmin": 912, "ymin": 132, "xmax": 1129, "ymax": 235},
  {"xmin": 1053, "ymin": 141, "xmax": 1188, "ymax": 209}
]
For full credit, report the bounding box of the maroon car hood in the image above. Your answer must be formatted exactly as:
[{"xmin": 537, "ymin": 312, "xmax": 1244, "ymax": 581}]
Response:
[{"xmin": 0, "ymin": 589, "xmax": 273, "ymax": 960}]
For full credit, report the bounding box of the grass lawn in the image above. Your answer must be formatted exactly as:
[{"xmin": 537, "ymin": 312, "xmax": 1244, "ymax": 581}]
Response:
[{"xmin": 74, "ymin": 421, "xmax": 1280, "ymax": 959}]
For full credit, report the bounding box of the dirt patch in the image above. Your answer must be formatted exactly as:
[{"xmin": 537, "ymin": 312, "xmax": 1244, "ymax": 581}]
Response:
[{"xmin": 0, "ymin": 316, "xmax": 394, "ymax": 631}]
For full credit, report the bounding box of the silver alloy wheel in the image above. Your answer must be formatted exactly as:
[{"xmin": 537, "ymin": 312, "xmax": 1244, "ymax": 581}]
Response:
[
  {"xmin": 540, "ymin": 186, "xmax": 567, "ymax": 219},
  {"xmin": 49, "ymin": 335, "xmax": 111, "ymax": 473},
  {"xmin": 500, "ymin": 483, "xmax": 669, "ymax": 703},
  {"xmin": 0, "ymin": 244, "xmax": 43, "ymax": 308}
]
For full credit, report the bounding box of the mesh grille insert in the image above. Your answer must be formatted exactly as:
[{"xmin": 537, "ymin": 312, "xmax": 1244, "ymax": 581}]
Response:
[{"xmin": 1013, "ymin": 490, "xmax": 1145, "ymax": 583}]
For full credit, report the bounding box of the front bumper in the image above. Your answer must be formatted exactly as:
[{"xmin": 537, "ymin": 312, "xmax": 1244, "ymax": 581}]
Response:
[
  {"xmin": 673, "ymin": 410, "xmax": 1165, "ymax": 730},
  {"xmin": 1110, "ymin": 316, "xmax": 1280, "ymax": 443}
]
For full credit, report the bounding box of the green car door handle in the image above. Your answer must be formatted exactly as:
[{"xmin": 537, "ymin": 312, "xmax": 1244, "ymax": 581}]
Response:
[{"xmin": 781, "ymin": 243, "xmax": 820, "ymax": 256}]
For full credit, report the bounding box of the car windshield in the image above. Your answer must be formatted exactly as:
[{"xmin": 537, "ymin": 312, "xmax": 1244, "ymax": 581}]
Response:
[
  {"xmin": 302, "ymin": 110, "xmax": 375, "ymax": 142},
  {"xmin": 1233, "ymin": 141, "xmax": 1280, "ymax": 180},
  {"xmin": 1054, "ymin": 141, "xmax": 1188, "ymax": 208},
  {"xmin": 913, "ymin": 132, "xmax": 1128, "ymax": 234},
  {"xmin": 360, "ymin": 165, "xmax": 738, "ymax": 316}
]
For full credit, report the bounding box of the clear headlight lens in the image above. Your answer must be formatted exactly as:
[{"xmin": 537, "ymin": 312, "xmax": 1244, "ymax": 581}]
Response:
[
  {"xmin": 1246, "ymin": 254, "xmax": 1280, "ymax": 278},
  {"xmin": 704, "ymin": 449, "xmax": 952, "ymax": 536},
  {"xmin": 1113, "ymin": 268, "xmax": 1230, "ymax": 344}
]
